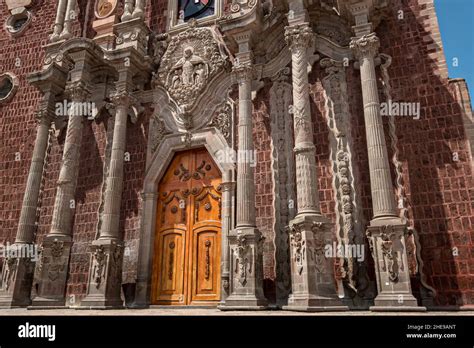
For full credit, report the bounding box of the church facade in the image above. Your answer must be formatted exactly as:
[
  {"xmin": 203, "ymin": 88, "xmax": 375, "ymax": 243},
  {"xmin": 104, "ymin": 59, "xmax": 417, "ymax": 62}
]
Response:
[{"xmin": 0, "ymin": 0, "xmax": 473, "ymax": 311}]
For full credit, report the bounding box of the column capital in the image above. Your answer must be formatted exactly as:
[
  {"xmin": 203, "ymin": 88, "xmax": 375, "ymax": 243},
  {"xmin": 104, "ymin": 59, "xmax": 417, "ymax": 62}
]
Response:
[
  {"xmin": 64, "ymin": 81, "xmax": 91, "ymax": 101},
  {"xmin": 233, "ymin": 63, "xmax": 254, "ymax": 83},
  {"xmin": 284, "ymin": 23, "xmax": 313, "ymax": 52},
  {"xmin": 350, "ymin": 32, "xmax": 380, "ymax": 60},
  {"xmin": 111, "ymin": 90, "xmax": 133, "ymax": 106}
]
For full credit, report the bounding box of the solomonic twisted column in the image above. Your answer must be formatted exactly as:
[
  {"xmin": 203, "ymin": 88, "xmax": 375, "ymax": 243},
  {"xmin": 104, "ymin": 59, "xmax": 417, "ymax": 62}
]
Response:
[
  {"xmin": 283, "ymin": 22, "xmax": 346, "ymax": 311},
  {"xmin": 220, "ymin": 61, "xmax": 267, "ymax": 310},
  {"xmin": 81, "ymin": 90, "xmax": 132, "ymax": 309},
  {"xmin": 31, "ymin": 81, "xmax": 91, "ymax": 308},
  {"xmin": 350, "ymin": 32, "xmax": 423, "ymax": 311}
]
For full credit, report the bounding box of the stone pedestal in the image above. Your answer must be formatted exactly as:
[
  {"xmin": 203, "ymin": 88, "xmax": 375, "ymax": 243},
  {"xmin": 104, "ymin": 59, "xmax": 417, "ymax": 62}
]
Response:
[
  {"xmin": 92, "ymin": 15, "xmax": 118, "ymax": 50},
  {"xmin": 80, "ymin": 240, "xmax": 124, "ymax": 309},
  {"xmin": 284, "ymin": 215, "xmax": 348, "ymax": 311},
  {"xmin": 219, "ymin": 229, "xmax": 268, "ymax": 310},
  {"xmin": 0, "ymin": 252, "xmax": 35, "ymax": 308},
  {"xmin": 367, "ymin": 219, "xmax": 426, "ymax": 311},
  {"xmin": 30, "ymin": 236, "xmax": 72, "ymax": 308}
]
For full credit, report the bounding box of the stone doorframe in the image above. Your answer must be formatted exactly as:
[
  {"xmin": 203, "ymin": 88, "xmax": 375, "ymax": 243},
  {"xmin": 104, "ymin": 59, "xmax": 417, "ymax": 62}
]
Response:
[{"xmin": 133, "ymin": 128, "xmax": 235, "ymax": 308}]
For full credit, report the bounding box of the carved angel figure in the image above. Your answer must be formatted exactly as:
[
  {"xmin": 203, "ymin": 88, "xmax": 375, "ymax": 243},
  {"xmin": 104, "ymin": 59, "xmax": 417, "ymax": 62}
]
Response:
[{"xmin": 167, "ymin": 47, "xmax": 209, "ymax": 87}]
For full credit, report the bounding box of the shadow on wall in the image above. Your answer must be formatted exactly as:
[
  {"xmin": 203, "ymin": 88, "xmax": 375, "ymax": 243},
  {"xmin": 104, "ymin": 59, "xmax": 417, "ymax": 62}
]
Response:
[{"xmin": 376, "ymin": 1, "xmax": 473, "ymax": 308}]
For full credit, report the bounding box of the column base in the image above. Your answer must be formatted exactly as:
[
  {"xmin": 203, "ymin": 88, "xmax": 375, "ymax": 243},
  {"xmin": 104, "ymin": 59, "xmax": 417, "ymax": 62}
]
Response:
[
  {"xmin": 284, "ymin": 294, "xmax": 348, "ymax": 312},
  {"xmin": 30, "ymin": 236, "xmax": 72, "ymax": 308},
  {"xmin": 224, "ymin": 227, "xmax": 268, "ymax": 310},
  {"xmin": 76, "ymin": 297, "xmax": 124, "ymax": 310},
  {"xmin": 0, "ymin": 253, "xmax": 36, "ymax": 308},
  {"xmin": 367, "ymin": 219, "xmax": 425, "ymax": 312},
  {"xmin": 29, "ymin": 296, "xmax": 69, "ymax": 309},
  {"xmin": 80, "ymin": 239, "xmax": 124, "ymax": 310},
  {"xmin": 287, "ymin": 214, "xmax": 346, "ymax": 309},
  {"xmin": 370, "ymin": 293, "xmax": 426, "ymax": 311},
  {"xmin": 218, "ymin": 295, "xmax": 268, "ymax": 311}
]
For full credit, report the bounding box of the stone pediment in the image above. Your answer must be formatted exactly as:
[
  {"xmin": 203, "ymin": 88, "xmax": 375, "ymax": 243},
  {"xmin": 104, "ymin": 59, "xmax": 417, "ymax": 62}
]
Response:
[{"xmin": 153, "ymin": 26, "xmax": 229, "ymax": 111}]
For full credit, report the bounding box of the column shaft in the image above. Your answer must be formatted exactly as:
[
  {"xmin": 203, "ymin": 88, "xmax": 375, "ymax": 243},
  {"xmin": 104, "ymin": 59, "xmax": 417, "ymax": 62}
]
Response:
[
  {"xmin": 16, "ymin": 117, "xmax": 52, "ymax": 243},
  {"xmin": 50, "ymin": 0, "xmax": 68, "ymax": 42},
  {"xmin": 132, "ymin": 0, "xmax": 145, "ymax": 19},
  {"xmin": 122, "ymin": 0, "xmax": 135, "ymax": 21},
  {"xmin": 235, "ymin": 67, "xmax": 256, "ymax": 228},
  {"xmin": 99, "ymin": 94, "xmax": 129, "ymax": 240},
  {"xmin": 59, "ymin": 0, "xmax": 77, "ymax": 40},
  {"xmin": 285, "ymin": 24, "xmax": 320, "ymax": 215},
  {"xmin": 351, "ymin": 33, "xmax": 398, "ymax": 219},
  {"xmin": 50, "ymin": 92, "xmax": 87, "ymax": 237}
]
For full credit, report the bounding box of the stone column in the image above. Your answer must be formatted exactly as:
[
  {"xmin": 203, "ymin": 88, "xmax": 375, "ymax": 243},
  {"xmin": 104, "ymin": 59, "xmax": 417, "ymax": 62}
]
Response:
[
  {"xmin": 0, "ymin": 90, "xmax": 58, "ymax": 308},
  {"xmin": 350, "ymin": 32, "xmax": 423, "ymax": 311},
  {"xmin": 59, "ymin": 0, "xmax": 77, "ymax": 40},
  {"xmin": 219, "ymin": 179, "xmax": 235, "ymax": 303},
  {"xmin": 132, "ymin": 0, "xmax": 145, "ymax": 19},
  {"xmin": 50, "ymin": 0, "xmax": 68, "ymax": 42},
  {"xmin": 122, "ymin": 0, "xmax": 135, "ymax": 21},
  {"xmin": 220, "ymin": 33, "xmax": 267, "ymax": 309},
  {"xmin": 81, "ymin": 90, "xmax": 132, "ymax": 309},
  {"xmin": 283, "ymin": 21, "xmax": 346, "ymax": 311},
  {"xmin": 31, "ymin": 81, "xmax": 90, "ymax": 308}
]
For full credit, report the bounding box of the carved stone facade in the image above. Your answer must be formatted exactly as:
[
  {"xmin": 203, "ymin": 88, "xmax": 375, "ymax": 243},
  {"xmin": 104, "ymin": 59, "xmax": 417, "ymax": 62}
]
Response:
[{"xmin": 0, "ymin": 0, "xmax": 473, "ymax": 311}]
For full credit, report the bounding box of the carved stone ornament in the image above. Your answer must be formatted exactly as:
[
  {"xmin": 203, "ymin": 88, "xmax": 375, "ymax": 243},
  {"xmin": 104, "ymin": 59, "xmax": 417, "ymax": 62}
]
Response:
[
  {"xmin": 153, "ymin": 27, "xmax": 228, "ymax": 110},
  {"xmin": 210, "ymin": 100, "xmax": 233, "ymax": 145},
  {"xmin": 350, "ymin": 33, "xmax": 380, "ymax": 60},
  {"xmin": 95, "ymin": 0, "xmax": 117, "ymax": 18},
  {"xmin": 289, "ymin": 225, "xmax": 305, "ymax": 275}
]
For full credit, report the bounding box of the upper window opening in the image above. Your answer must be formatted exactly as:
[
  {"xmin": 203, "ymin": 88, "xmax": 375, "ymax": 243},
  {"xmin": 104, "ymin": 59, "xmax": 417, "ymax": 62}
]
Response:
[{"xmin": 177, "ymin": 0, "xmax": 216, "ymax": 24}]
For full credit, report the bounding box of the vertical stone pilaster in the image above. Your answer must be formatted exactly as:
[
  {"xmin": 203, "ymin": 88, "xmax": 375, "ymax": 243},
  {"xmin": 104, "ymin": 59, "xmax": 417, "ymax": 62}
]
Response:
[
  {"xmin": 283, "ymin": 21, "xmax": 347, "ymax": 312},
  {"xmin": 220, "ymin": 39, "xmax": 267, "ymax": 309},
  {"xmin": 219, "ymin": 180, "xmax": 235, "ymax": 303},
  {"xmin": 350, "ymin": 31, "xmax": 424, "ymax": 311},
  {"xmin": 31, "ymin": 81, "xmax": 90, "ymax": 308}
]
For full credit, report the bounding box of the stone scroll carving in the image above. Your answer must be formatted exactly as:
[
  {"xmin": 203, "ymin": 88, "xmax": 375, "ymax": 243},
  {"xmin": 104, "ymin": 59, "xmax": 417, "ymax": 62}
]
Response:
[
  {"xmin": 321, "ymin": 58, "xmax": 371, "ymax": 300},
  {"xmin": 269, "ymin": 67, "xmax": 295, "ymax": 305}
]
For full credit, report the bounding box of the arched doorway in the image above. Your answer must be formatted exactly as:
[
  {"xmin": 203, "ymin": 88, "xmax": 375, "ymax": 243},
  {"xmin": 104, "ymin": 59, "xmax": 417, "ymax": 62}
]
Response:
[{"xmin": 151, "ymin": 148, "xmax": 222, "ymax": 306}]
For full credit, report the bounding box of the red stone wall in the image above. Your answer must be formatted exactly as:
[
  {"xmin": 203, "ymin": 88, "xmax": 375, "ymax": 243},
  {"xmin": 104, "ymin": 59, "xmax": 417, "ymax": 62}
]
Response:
[{"xmin": 0, "ymin": 1, "xmax": 58, "ymax": 262}]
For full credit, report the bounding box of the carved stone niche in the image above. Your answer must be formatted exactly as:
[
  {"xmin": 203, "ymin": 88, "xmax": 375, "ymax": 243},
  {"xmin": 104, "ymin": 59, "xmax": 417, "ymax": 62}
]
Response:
[{"xmin": 153, "ymin": 25, "xmax": 229, "ymax": 127}]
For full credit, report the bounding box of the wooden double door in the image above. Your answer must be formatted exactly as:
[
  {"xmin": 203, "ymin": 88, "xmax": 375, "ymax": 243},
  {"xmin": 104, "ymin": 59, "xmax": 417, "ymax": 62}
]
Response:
[{"xmin": 152, "ymin": 149, "xmax": 222, "ymax": 305}]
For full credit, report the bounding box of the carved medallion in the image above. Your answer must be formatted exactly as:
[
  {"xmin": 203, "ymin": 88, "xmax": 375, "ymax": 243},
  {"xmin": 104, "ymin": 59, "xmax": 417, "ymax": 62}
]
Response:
[{"xmin": 95, "ymin": 0, "xmax": 117, "ymax": 18}]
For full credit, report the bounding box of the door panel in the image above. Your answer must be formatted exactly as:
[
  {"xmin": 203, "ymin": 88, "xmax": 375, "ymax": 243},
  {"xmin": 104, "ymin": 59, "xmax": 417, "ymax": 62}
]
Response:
[
  {"xmin": 191, "ymin": 226, "xmax": 221, "ymax": 302},
  {"xmin": 152, "ymin": 148, "xmax": 222, "ymax": 306}
]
